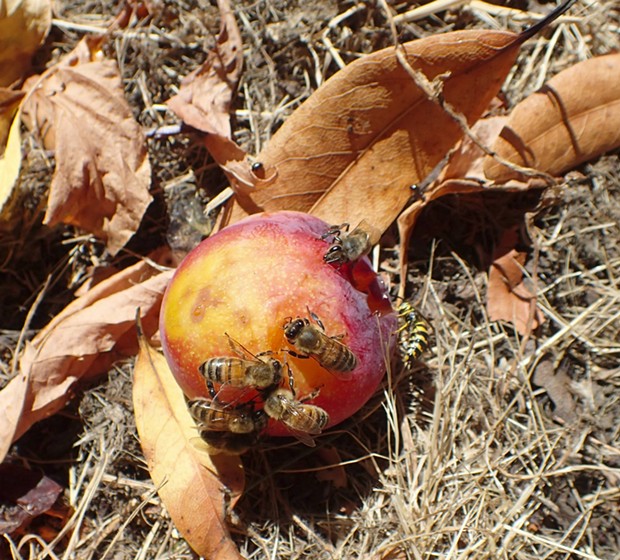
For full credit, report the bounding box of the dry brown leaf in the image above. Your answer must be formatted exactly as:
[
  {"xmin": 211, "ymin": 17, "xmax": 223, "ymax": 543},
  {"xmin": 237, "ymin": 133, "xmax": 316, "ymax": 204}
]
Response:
[
  {"xmin": 484, "ymin": 53, "xmax": 620, "ymax": 182},
  {"xmin": 438, "ymin": 116, "xmax": 508, "ymax": 182},
  {"xmin": 0, "ymin": 0, "xmax": 51, "ymax": 86},
  {"xmin": 0, "ymin": 90, "xmax": 24, "ymax": 218},
  {"xmin": 202, "ymin": 134, "xmax": 278, "ymax": 201},
  {"xmin": 21, "ymin": 37, "xmax": 152, "ymax": 255},
  {"xmin": 167, "ymin": 0, "xmax": 277, "ymax": 199},
  {"xmin": 225, "ymin": 5, "xmax": 572, "ymax": 232},
  {"xmin": 228, "ymin": 28, "xmax": 523, "ymax": 230},
  {"xmin": 133, "ymin": 319, "xmax": 244, "ymax": 560},
  {"xmin": 315, "ymin": 446, "xmax": 348, "ymax": 489},
  {"xmin": 0, "ymin": 367, "xmax": 30, "ymax": 465},
  {"xmin": 0, "ymin": 88, "xmax": 24, "ymax": 150},
  {"xmin": 0, "ymin": 463, "xmax": 63, "ymax": 535},
  {"xmin": 532, "ymin": 357, "xmax": 577, "ymax": 423},
  {"xmin": 0, "ymin": 252, "xmax": 173, "ymax": 462},
  {"xmin": 166, "ymin": 0, "xmax": 242, "ymax": 138},
  {"xmin": 487, "ymin": 228, "xmax": 544, "ymax": 335}
]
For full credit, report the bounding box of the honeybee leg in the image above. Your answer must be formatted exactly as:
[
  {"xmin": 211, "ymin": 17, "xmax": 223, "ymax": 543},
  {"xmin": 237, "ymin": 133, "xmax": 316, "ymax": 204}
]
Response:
[
  {"xmin": 207, "ymin": 379, "xmax": 220, "ymax": 401},
  {"xmin": 222, "ymin": 487, "xmax": 243, "ymax": 528},
  {"xmin": 300, "ymin": 387, "xmax": 322, "ymax": 403},
  {"xmin": 308, "ymin": 310, "xmax": 325, "ymax": 331},
  {"xmin": 284, "ymin": 349, "xmax": 310, "ymax": 360},
  {"xmin": 320, "ymin": 223, "xmax": 349, "ymax": 240},
  {"xmin": 286, "ymin": 367, "xmax": 297, "ymax": 395}
]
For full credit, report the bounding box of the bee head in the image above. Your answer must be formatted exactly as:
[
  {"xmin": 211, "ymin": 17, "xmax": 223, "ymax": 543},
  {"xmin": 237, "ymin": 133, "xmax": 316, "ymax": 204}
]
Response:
[
  {"xmin": 252, "ymin": 409, "xmax": 268, "ymax": 430},
  {"xmin": 323, "ymin": 244, "xmax": 343, "ymax": 264},
  {"xmin": 283, "ymin": 317, "xmax": 306, "ymax": 340}
]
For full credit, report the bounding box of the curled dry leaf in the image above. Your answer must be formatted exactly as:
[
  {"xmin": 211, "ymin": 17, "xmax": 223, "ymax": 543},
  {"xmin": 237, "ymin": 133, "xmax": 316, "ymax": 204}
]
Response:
[
  {"xmin": 437, "ymin": 116, "xmax": 509, "ymax": 183},
  {"xmin": 0, "ymin": 463, "xmax": 64, "ymax": 535},
  {"xmin": 484, "ymin": 53, "xmax": 620, "ymax": 182},
  {"xmin": 406, "ymin": 116, "xmax": 547, "ymax": 328},
  {"xmin": 532, "ymin": 357, "xmax": 577, "ymax": 423},
  {"xmin": 21, "ymin": 37, "xmax": 152, "ymax": 256},
  {"xmin": 394, "ymin": 170, "xmax": 548, "ymax": 298},
  {"xmin": 0, "ymin": 252, "xmax": 173, "ymax": 462},
  {"xmin": 315, "ymin": 446, "xmax": 348, "ymax": 489},
  {"xmin": 133, "ymin": 318, "xmax": 244, "ymax": 560},
  {"xmin": 0, "ymin": 89, "xmax": 25, "ymax": 219},
  {"xmin": 394, "ymin": 116, "xmax": 520, "ymax": 252},
  {"xmin": 0, "ymin": 0, "xmax": 51, "ymax": 86},
  {"xmin": 487, "ymin": 228, "xmax": 544, "ymax": 336}
]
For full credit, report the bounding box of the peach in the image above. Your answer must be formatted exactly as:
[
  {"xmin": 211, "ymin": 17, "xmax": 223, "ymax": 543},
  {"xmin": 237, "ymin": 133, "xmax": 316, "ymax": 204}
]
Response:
[{"xmin": 160, "ymin": 211, "xmax": 396, "ymax": 436}]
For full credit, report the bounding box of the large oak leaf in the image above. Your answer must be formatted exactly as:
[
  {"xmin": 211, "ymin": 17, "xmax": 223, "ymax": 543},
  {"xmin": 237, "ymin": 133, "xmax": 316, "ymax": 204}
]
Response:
[{"xmin": 226, "ymin": 25, "xmax": 554, "ymax": 232}]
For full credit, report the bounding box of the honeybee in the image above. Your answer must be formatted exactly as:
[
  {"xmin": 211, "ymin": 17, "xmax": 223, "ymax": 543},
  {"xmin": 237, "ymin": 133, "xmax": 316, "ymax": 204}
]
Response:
[
  {"xmin": 322, "ymin": 219, "xmax": 381, "ymax": 265},
  {"xmin": 262, "ymin": 387, "xmax": 329, "ymax": 447},
  {"xmin": 396, "ymin": 302, "xmax": 430, "ymax": 364},
  {"xmin": 197, "ymin": 429, "xmax": 263, "ymax": 455},
  {"xmin": 283, "ymin": 312, "xmax": 357, "ymax": 377},
  {"xmin": 187, "ymin": 398, "xmax": 267, "ymax": 434},
  {"xmin": 188, "ymin": 398, "xmax": 267, "ymax": 455},
  {"xmin": 199, "ymin": 335, "xmax": 284, "ymax": 398}
]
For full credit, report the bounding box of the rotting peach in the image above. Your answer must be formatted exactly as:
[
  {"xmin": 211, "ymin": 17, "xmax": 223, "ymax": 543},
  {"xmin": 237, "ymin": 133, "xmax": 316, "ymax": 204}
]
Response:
[{"xmin": 159, "ymin": 211, "xmax": 397, "ymax": 436}]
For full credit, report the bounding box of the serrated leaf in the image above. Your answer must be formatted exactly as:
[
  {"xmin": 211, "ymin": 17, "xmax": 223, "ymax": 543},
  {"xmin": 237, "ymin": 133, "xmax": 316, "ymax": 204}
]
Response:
[{"xmin": 487, "ymin": 228, "xmax": 544, "ymax": 335}]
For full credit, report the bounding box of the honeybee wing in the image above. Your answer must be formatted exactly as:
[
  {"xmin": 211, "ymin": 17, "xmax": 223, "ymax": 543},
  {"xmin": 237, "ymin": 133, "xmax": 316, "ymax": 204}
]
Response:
[
  {"xmin": 282, "ymin": 402, "xmax": 325, "ymax": 447},
  {"xmin": 283, "ymin": 424, "xmax": 318, "ymax": 448},
  {"xmin": 225, "ymin": 333, "xmax": 259, "ymax": 360},
  {"xmin": 210, "ymin": 383, "xmax": 259, "ymax": 409},
  {"xmin": 316, "ymin": 329, "xmax": 356, "ymax": 380},
  {"xmin": 187, "ymin": 398, "xmax": 235, "ymax": 431},
  {"xmin": 352, "ymin": 219, "xmax": 381, "ymax": 247}
]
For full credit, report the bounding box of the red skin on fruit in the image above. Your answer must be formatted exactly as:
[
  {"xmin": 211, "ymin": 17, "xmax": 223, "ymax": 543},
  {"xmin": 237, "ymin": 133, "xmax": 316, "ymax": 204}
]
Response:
[{"xmin": 160, "ymin": 211, "xmax": 396, "ymax": 436}]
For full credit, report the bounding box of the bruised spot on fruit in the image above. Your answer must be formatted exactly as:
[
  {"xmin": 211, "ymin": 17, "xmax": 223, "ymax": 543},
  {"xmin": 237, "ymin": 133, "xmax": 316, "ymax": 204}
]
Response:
[
  {"xmin": 252, "ymin": 222, "xmax": 282, "ymax": 240},
  {"xmin": 190, "ymin": 286, "xmax": 223, "ymax": 322}
]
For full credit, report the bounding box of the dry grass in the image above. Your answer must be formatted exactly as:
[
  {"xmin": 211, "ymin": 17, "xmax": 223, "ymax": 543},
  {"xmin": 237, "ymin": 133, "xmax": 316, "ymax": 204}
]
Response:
[{"xmin": 2, "ymin": 0, "xmax": 619, "ymax": 559}]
